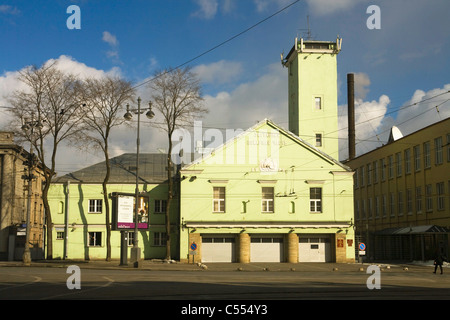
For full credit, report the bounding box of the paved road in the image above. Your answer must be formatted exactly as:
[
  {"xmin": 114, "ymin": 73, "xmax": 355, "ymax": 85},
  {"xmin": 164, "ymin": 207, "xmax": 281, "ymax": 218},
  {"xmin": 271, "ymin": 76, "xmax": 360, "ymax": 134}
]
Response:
[{"xmin": 0, "ymin": 263, "xmax": 448, "ymax": 301}]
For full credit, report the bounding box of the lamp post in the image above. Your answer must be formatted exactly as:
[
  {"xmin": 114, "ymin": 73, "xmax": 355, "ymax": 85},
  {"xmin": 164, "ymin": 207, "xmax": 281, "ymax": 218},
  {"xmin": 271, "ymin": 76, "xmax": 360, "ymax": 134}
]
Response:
[
  {"xmin": 124, "ymin": 97, "xmax": 154, "ymax": 267},
  {"xmin": 21, "ymin": 112, "xmax": 43, "ymax": 266}
]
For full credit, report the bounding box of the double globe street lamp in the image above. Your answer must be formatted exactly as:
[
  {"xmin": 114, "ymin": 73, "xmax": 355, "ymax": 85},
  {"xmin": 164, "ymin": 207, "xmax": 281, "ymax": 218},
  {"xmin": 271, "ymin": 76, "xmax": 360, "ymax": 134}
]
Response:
[
  {"xmin": 21, "ymin": 112, "xmax": 43, "ymax": 265},
  {"xmin": 123, "ymin": 97, "xmax": 154, "ymax": 267}
]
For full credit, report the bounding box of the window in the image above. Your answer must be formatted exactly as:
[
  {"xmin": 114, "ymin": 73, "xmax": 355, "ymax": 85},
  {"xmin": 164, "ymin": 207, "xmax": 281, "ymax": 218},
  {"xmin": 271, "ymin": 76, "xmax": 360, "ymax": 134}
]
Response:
[
  {"xmin": 435, "ymin": 137, "xmax": 443, "ymax": 165},
  {"xmin": 389, "ymin": 193, "xmax": 395, "ymax": 217},
  {"xmin": 315, "ymin": 133, "xmax": 322, "ymax": 147},
  {"xmin": 262, "ymin": 187, "xmax": 274, "ymax": 212},
  {"xmin": 398, "ymin": 191, "xmax": 403, "ymax": 216},
  {"xmin": 88, "ymin": 232, "xmax": 102, "ymax": 247},
  {"xmin": 413, "ymin": 145, "xmax": 421, "ymax": 171},
  {"xmin": 447, "ymin": 134, "xmax": 450, "ymax": 162},
  {"xmin": 310, "ymin": 188, "xmax": 322, "ymax": 213},
  {"xmin": 128, "ymin": 232, "xmax": 135, "ymax": 246},
  {"xmin": 382, "ymin": 194, "xmax": 387, "ymax": 217},
  {"xmin": 373, "ymin": 161, "xmax": 379, "ymax": 183},
  {"xmin": 367, "ymin": 164, "xmax": 372, "ymax": 185},
  {"xmin": 426, "ymin": 184, "xmax": 433, "ymax": 212},
  {"xmin": 314, "ymin": 97, "xmax": 322, "ymax": 110},
  {"xmin": 360, "ymin": 167, "xmax": 365, "ymax": 186},
  {"xmin": 213, "ymin": 187, "xmax": 226, "ymax": 212},
  {"xmin": 416, "ymin": 187, "xmax": 422, "ymax": 213},
  {"xmin": 396, "ymin": 152, "xmax": 402, "ymax": 177},
  {"xmin": 380, "ymin": 158, "xmax": 386, "ymax": 181},
  {"xmin": 56, "ymin": 231, "xmax": 65, "ymax": 240},
  {"xmin": 375, "ymin": 196, "xmax": 380, "ymax": 218},
  {"xmin": 155, "ymin": 200, "xmax": 167, "ymax": 213},
  {"xmin": 388, "ymin": 155, "xmax": 394, "ymax": 179},
  {"xmin": 404, "ymin": 149, "xmax": 411, "ymax": 174},
  {"xmin": 424, "ymin": 142, "xmax": 431, "ymax": 168},
  {"xmin": 88, "ymin": 199, "xmax": 102, "ymax": 213},
  {"xmin": 407, "ymin": 189, "xmax": 413, "ymax": 214},
  {"xmin": 153, "ymin": 232, "xmax": 167, "ymax": 246},
  {"xmin": 437, "ymin": 182, "xmax": 445, "ymax": 211}
]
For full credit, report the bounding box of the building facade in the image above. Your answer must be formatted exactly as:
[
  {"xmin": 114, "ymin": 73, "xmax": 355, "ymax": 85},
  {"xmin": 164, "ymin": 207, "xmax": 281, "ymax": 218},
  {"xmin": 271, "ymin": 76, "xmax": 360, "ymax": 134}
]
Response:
[
  {"xmin": 48, "ymin": 153, "xmax": 179, "ymax": 260},
  {"xmin": 0, "ymin": 132, "xmax": 46, "ymax": 261},
  {"xmin": 347, "ymin": 118, "xmax": 450, "ymax": 261},
  {"xmin": 179, "ymin": 120, "xmax": 355, "ymax": 263}
]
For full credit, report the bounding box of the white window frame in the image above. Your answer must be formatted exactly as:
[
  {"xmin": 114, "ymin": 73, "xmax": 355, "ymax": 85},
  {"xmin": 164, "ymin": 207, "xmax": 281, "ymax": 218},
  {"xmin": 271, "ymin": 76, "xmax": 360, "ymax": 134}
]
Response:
[
  {"xmin": 88, "ymin": 231, "xmax": 102, "ymax": 247},
  {"xmin": 261, "ymin": 187, "xmax": 274, "ymax": 213},
  {"xmin": 88, "ymin": 199, "xmax": 102, "ymax": 214},
  {"xmin": 154, "ymin": 199, "xmax": 167, "ymax": 214},
  {"xmin": 213, "ymin": 187, "xmax": 226, "ymax": 213},
  {"xmin": 309, "ymin": 187, "xmax": 322, "ymax": 213}
]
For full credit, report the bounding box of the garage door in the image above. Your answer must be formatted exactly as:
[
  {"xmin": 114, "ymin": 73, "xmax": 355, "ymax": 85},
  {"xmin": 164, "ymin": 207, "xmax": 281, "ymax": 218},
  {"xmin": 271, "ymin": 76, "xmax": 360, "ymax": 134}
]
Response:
[
  {"xmin": 250, "ymin": 236, "xmax": 284, "ymax": 262},
  {"xmin": 201, "ymin": 236, "xmax": 236, "ymax": 262},
  {"xmin": 299, "ymin": 236, "xmax": 331, "ymax": 262}
]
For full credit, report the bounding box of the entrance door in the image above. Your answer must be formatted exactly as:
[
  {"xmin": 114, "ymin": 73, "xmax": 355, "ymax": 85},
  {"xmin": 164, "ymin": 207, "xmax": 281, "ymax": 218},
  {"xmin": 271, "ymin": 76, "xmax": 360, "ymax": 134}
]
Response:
[
  {"xmin": 299, "ymin": 236, "xmax": 331, "ymax": 262},
  {"xmin": 250, "ymin": 236, "xmax": 284, "ymax": 262},
  {"xmin": 201, "ymin": 236, "xmax": 235, "ymax": 262}
]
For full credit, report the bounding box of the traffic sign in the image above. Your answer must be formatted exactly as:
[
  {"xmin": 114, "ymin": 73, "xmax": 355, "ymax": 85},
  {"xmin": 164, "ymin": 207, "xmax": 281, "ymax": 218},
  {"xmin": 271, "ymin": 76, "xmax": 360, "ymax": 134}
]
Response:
[
  {"xmin": 190, "ymin": 242, "xmax": 197, "ymax": 251},
  {"xmin": 359, "ymin": 243, "xmax": 366, "ymax": 251}
]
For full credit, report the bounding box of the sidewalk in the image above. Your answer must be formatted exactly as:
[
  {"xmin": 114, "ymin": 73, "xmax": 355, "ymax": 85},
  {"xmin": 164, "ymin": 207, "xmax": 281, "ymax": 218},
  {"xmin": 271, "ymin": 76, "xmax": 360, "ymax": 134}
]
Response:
[{"xmin": 0, "ymin": 259, "xmax": 442, "ymax": 273}]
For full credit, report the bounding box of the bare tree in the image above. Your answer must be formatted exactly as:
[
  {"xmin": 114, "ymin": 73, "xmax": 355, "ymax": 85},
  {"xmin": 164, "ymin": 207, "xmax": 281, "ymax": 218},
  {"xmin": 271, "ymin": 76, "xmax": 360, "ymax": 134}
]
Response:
[
  {"xmin": 7, "ymin": 62, "xmax": 85, "ymax": 260},
  {"xmin": 149, "ymin": 66, "xmax": 207, "ymax": 261},
  {"xmin": 77, "ymin": 76, "xmax": 135, "ymax": 261}
]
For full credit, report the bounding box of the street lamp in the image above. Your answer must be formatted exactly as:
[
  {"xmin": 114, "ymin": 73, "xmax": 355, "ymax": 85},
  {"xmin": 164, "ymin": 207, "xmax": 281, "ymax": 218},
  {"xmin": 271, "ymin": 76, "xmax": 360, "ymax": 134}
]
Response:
[
  {"xmin": 124, "ymin": 97, "xmax": 154, "ymax": 267},
  {"xmin": 21, "ymin": 112, "xmax": 43, "ymax": 266}
]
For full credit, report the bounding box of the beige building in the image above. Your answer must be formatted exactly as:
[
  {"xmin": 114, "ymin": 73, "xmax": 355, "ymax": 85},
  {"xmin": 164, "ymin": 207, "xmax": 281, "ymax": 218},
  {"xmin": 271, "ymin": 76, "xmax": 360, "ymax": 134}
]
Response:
[
  {"xmin": 0, "ymin": 132, "xmax": 46, "ymax": 261},
  {"xmin": 347, "ymin": 117, "xmax": 450, "ymax": 261}
]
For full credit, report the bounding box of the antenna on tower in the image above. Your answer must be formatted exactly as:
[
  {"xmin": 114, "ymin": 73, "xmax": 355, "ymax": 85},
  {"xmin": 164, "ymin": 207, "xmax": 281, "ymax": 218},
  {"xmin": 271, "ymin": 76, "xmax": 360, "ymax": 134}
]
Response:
[{"xmin": 298, "ymin": 15, "xmax": 314, "ymax": 40}]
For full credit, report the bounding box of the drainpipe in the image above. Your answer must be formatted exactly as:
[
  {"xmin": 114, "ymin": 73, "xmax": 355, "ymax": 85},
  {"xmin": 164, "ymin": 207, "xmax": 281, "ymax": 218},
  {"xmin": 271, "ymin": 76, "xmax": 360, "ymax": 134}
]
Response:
[{"xmin": 64, "ymin": 181, "xmax": 70, "ymax": 259}]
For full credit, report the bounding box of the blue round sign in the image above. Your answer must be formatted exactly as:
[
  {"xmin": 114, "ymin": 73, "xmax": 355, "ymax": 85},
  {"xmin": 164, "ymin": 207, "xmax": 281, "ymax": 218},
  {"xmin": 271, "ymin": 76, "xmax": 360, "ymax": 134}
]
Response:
[
  {"xmin": 359, "ymin": 243, "xmax": 366, "ymax": 251},
  {"xmin": 190, "ymin": 242, "xmax": 197, "ymax": 251}
]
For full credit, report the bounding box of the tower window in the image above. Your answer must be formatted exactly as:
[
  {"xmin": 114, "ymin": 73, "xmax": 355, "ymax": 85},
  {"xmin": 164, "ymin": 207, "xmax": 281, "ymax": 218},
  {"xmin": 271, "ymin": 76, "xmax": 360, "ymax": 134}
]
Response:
[
  {"xmin": 315, "ymin": 97, "xmax": 322, "ymax": 110},
  {"xmin": 315, "ymin": 134, "xmax": 322, "ymax": 147}
]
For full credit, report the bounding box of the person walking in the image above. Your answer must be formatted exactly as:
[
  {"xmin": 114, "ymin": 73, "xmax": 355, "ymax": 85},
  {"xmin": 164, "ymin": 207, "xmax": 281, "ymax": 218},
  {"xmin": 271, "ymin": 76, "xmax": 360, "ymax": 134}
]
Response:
[{"xmin": 433, "ymin": 253, "xmax": 446, "ymax": 274}]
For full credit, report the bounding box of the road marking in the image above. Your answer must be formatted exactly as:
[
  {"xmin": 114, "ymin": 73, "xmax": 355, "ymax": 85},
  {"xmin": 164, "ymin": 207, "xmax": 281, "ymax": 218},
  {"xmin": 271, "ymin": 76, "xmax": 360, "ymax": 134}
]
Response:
[{"xmin": 41, "ymin": 276, "xmax": 115, "ymax": 300}]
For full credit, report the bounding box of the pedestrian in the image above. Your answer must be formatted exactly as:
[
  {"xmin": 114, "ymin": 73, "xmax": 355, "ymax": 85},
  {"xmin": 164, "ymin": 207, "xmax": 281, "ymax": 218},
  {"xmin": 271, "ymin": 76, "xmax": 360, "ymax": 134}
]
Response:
[{"xmin": 433, "ymin": 253, "xmax": 447, "ymax": 274}]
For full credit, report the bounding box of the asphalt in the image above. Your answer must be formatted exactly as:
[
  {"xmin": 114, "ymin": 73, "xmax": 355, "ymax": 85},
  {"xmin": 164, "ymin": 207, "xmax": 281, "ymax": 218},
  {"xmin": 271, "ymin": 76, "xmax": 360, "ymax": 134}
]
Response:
[{"xmin": 0, "ymin": 259, "xmax": 444, "ymax": 273}]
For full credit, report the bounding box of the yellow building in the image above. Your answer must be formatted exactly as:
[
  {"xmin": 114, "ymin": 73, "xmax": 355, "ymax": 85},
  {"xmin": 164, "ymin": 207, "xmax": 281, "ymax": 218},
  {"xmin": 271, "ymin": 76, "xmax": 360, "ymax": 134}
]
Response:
[{"xmin": 347, "ymin": 117, "xmax": 450, "ymax": 261}]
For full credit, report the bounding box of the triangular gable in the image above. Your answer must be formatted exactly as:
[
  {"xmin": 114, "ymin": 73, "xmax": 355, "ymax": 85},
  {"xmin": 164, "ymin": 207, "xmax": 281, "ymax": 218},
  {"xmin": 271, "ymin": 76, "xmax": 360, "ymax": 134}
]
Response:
[{"xmin": 182, "ymin": 119, "xmax": 351, "ymax": 172}]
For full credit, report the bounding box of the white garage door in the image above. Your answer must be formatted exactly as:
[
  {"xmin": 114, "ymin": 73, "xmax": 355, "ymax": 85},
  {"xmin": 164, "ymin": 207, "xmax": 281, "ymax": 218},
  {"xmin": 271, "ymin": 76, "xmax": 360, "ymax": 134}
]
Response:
[
  {"xmin": 202, "ymin": 236, "xmax": 236, "ymax": 262},
  {"xmin": 250, "ymin": 236, "xmax": 284, "ymax": 262},
  {"xmin": 299, "ymin": 236, "xmax": 331, "ymax": 262}
]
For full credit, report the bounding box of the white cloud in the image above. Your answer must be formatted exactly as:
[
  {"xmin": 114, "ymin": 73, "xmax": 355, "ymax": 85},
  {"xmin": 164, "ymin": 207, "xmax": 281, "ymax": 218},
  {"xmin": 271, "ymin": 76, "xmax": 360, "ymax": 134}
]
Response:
[
  {"xmin": 102, "ymin": 31, "xmax": 121, "ymax": 64},
  {"xmin": 306, "ymin": 0, "xmax": 369, "ymax": 16},
  {"xmin": 192, "ymin": 0, "xmax": 218, "ymax": 19},
  {"xmin": 338, "ymin": 73, "xmax": 450, "ymax": 161},
  {"xmin": 192, "ymin": 60, "xmax": 243, "ymax": 85},
  {"xmin": 102, "ymin": 31, "xmax": 118, "ymax": 46},
  {"xmin": 253, "ymin": 0, "xmax": 292, "ymax": 12},
  {"xmin": 201, "ymin": 63, "xmax": 287, "ymax": 129},
  {"xmin": 0, "ymin": 5, "xmax": 20, "ymax": 15}
]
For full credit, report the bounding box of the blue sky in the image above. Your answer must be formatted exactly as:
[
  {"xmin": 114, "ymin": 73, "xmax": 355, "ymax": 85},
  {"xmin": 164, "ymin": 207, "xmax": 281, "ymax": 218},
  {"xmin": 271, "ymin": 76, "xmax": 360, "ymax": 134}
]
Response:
[{"xmin": 1, "ymin": 0, "xmax": 450, "ymax": 173}]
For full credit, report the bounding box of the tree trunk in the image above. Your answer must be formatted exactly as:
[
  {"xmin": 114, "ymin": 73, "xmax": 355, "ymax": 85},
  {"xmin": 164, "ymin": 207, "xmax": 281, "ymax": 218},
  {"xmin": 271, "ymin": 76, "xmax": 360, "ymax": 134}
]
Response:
[
  {"xmin": 165, "ymin": 136, "xmax": 173, "ymax": 261},
  {"xmin": 42, "ymin": 178, "xmax": 53, "ymax": 260},
  {"xmin": 103, "ymin": 142, "xmax": 111, "ymax": 261}
]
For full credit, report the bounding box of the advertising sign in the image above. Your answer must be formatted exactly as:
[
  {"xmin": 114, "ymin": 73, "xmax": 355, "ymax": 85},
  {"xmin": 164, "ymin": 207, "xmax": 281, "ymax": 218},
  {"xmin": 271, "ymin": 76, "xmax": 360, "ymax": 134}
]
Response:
[{"xmin": 112, "ymin": 193, "xmax": 149, "ymax": 230}]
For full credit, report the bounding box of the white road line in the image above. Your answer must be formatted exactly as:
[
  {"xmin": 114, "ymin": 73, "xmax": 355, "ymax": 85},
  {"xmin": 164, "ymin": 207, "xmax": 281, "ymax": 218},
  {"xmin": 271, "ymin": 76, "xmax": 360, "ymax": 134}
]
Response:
[{"xmin": 41, "ymin": 276, "xmax": 115, "ymax": 300}]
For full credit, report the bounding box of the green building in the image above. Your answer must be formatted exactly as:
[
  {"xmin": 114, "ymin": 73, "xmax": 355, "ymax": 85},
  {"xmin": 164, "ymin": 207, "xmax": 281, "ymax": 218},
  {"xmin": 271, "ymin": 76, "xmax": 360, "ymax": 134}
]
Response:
[
  {"xmin": 180, "ymin": 119, "xmax": 355, "ymax": 263},
  {"xmin": 48, "ymin": 153, "xmax": 178, "ymax": 260},
  {"xmin": 179, "ymin": 37, "xmax": 354, "ymax": 263}
]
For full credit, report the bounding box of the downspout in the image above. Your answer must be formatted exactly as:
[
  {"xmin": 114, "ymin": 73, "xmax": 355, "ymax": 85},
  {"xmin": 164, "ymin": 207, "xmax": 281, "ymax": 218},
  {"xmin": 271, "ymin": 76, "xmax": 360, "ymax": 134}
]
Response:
[{"xmin": 64, "ymin": 181, "xmax": 70, "ymax": 259}]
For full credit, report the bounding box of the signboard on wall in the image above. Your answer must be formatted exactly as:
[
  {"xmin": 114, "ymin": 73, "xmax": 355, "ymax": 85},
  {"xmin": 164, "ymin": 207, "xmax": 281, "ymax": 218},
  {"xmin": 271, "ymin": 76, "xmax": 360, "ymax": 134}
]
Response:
[{"xmin": 112, "ymin": 192, "xmax": 149, "ymax": 230}]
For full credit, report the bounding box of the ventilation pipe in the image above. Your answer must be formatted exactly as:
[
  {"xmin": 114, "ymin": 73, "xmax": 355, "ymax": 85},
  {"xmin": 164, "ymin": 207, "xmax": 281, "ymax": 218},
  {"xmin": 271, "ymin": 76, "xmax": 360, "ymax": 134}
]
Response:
[{"xmin": 347, "ymin": 73, "xmax": 355, "ymax": 160}]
